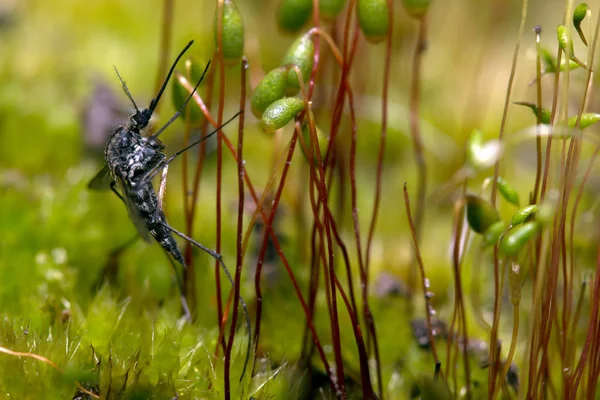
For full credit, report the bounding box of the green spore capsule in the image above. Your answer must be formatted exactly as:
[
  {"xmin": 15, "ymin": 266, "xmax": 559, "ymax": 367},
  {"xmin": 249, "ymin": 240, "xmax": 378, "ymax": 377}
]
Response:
[
  {"xmin": 567, "ymin": 113, "xmax": 600, "ymax": 129},
  {"xmin": 251, "ymin": 67, "xmax": 288, "ymax": 118},
  {"xmin": 483, "ymin": 220, "xmax": 507, "ymax": 248},
  {"xmin": 511, "ymin": 205, "xmax": 538, "ymax": 227},
  {"xmin": 402, "ymin": 0, "xmax": 431, "ymax": 19},
  {"xmin": 574, "ymin": 3, "xmax": 589, "ymax": 24},
  {"xmin": 357, "ymin": 0, "xmax": 390, "ymax": 43},
  {"xmin": 320, "ymin": 0, "xmax": 346, "ymax": 20},
  {"xmin": 500, "ymin": 222, "xmax": 540, "ymax": 257},
  {"xmin": 301, "ymin": 122, "xmax": 329, "ymax": 165},
  {"xmin": 261, "ymin": 97, "xmax": 305, "ymax": 133},
  {"xmin": 573, "ymin": 3, "xmax": 589, "ymax": 45},
  {"xmin": 465, "ymin": 194, "xmax": 500, "ymax": 234},
  {"xmin": 277, "ymin": 0, "xmax": 312, "ymax": 32},
  {"xmin": 281, "ymin": 33, "xmax": 315, "ymax": 95},
  {"xmin": 497, "ymin": 177, "xmax": 520, "ymax": 206},
  {"xmin": 214, "ymin": 0, "xmax": 245, "ymax": 66}
]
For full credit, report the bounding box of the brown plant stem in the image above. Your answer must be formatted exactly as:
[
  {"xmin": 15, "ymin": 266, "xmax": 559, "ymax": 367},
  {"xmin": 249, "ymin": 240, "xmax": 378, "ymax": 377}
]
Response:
[
  {"xmin": 213, "ymin": 1, "xmax": 228, "ymax": 396},
  {"xmin": 532, "ymin": 25, "xmax": 543, "ymax": 205},
  {"xmin": 363, "ymin": 4, "xmax": 393, "ymax": 395},
  {"xmin": 252, "ymin": 127, "xmax": 340, "ymax": 394},
  {"xmin": 489, "ymin": 0, "xmax": 528, "ymax": 395},
  {"xmin": 153, "ymin": 0, "xmax": 174, "ymax": 107},
  {"xmin": 224, "ymin": 57, "xmax": 249, "ymax": 389},
  {"xmin": 403, "ymin": 183, "xmax": 442, "ymax": 372},
  {"xmin": 407, "ymin": 15, "xmax": 428, "ymax": 285}
]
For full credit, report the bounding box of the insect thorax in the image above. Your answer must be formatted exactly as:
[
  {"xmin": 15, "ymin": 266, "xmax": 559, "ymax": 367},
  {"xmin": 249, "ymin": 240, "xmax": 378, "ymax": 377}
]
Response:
[{"xmin": 105, "ymin": 124, "xmax": 166, "ymax": 183}]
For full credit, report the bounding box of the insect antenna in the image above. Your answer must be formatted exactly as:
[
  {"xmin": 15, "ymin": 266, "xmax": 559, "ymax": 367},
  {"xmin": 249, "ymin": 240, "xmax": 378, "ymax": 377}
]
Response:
[
  {"xmin": 113, "ymin": 66, "xmax": 140, "ymax": 113},
  {"xmin": 161, "ymin": 110, "xmax": 240, "ymax": 161},
  {"xmin": 148, "ymin": 40, "xmax": 196, "ymax": 114},
  {"xmin": 163, "ymin": 222, "xmax": 252, "ymax": 383},
  {"xmin": 150, "ymin": 60, "xmax": 211, "ymax": 140}
]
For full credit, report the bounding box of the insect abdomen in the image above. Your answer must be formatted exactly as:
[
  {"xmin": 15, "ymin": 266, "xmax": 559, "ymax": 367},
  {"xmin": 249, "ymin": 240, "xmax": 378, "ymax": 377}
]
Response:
[{"xmin": 131, "ymin": 183, "xmax": 185, "ymax": 265}]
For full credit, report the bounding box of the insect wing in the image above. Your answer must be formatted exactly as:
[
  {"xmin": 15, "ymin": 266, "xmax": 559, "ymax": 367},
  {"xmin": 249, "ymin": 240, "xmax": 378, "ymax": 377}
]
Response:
[
  {"xmin": 116, "ymin": 178, "xmax": 153, "ymax": 243},
  {"xmin": 88, "ymin": 165, "xmax": 113, "ymax": 190}
]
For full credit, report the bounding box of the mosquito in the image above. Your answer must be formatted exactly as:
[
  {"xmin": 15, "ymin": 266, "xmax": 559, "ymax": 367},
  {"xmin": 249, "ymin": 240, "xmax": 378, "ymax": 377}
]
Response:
[{"xmin": 87, "ymin": 40, "xmax": 251, "ymax": 380}]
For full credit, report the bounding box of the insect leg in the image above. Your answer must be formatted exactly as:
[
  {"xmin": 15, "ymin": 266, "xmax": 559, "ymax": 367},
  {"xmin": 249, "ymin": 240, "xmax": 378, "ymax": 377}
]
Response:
[
  {"xmin": 162, "ymin": 252, "xmax": 192, "ymax": 322},
  {"xmin": 158, "ymin": 165, "xmax": 169, "ymax": 210},
  {"xmin": 162, "ymin": 222, "xmax": 252, "ymax": 383},
  {"xmin": 94, "ymin": 234, "xmax": 140, "ymax": 289}
]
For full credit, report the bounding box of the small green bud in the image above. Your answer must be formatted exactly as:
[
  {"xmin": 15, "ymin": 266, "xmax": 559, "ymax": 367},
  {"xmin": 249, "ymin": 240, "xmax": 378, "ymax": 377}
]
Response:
[
  {"xmin": 514, "ymin": 101, "xmax": 551, "ymax": 124},
  {"xmin": 483, "ymin": 220, "xmax": 507, "ymax": 248},
  {"xmin": 260, "ymin": 97, "xmax": 305, "ymax": 133},
  {"xmin": 465, "ymin": 194, "xmax": 500, "ymax": 234},
  {"xmin": 319, "ymin": 0, "xmax": 346, "ymax": 20},
  {"xmin": 402, "ymin": 0, "xmax": 431, "ymax": 19},
  {"xmin": 277, "ymin": 0, "xmax": 312, "ymax": 32},
  {"xmin": 497, "ymin": 177, "xmax": 520, "ymax": 206},
  {"xmin": 281, "ymin": 33, "xmax": 315, "ymax": 95},
  {"xmin": 250, "ymin": 67, "xmax": 288, "ymax": 118},
  {"xmin": 214, "ymin": 0, "xmax": 245, "ymax": 66},
  {"xmin": 511, "ymin": 205, "xmax": 538, "ymax": 226},
  {"xmin": 567, "ymin": 113, "xmax": 600, "ymax": 129},
  {"xmin": 301, "ymin": 122, "xmax": 328, "ymax": 165},
  {"xmin": 357, "ymin": 0, "xmax": 390, "ymax": 43},
  {"xmin": 500, "ymin": 222, "xmax": 540, "ymax": 257}
]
